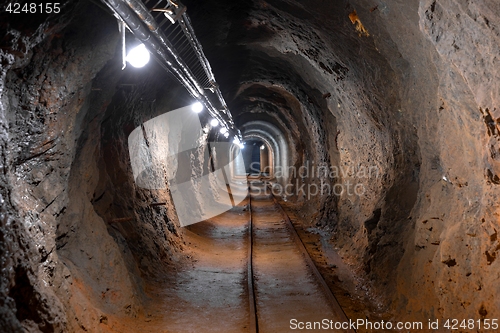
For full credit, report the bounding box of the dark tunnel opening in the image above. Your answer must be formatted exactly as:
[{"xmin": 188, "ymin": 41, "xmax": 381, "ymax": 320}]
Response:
[{"xmin": 242, "ymin": 139, "xmax": 268, "ymax": 175}]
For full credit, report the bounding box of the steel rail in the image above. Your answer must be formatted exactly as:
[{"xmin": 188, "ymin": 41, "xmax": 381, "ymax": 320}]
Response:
[
  {"xmin": 247, "ymin": 180, "xmax": 354, "ymax": 332},
  {"xmin": 267, "ymin": 188, "xmax": 356, "ymax": 333},
  {"xmin": 247, "ymin": 180, "xmax": 259, "ymax": 333}
]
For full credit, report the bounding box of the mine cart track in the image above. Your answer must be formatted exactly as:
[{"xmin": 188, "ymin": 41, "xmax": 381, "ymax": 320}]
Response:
[
  {"xmin": 246, "ymin": 180, "xmax": 354, "ymax": 333},
  {"xmin": 247, "ymin": 182, "xmax": 258, "ymax": 333}
]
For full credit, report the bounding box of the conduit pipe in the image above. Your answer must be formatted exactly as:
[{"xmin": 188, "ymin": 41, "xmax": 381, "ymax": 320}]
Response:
[
  {"xmin": 102, "ymin": 0, "xmax": 241, "ymax": 140},
  {"xmin": 103, "ymin": 0, "xmax": 200, "ymax": 98},
  {"xmin": 122, "ymin": 0, "xmax": 205, "ymax": 96}
]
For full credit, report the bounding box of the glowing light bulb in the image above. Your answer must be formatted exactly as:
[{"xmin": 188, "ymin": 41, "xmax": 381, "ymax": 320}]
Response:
[
  {"xmin": 126, "ymin": 44, "xmax": 150, "ymax": 68},
  {"xmin": 210, "ymin": 119, "xmax": 219, "ymax": 127},
  {"xmin": 192, "ymin": 102, "xmax": 203, "ymax": 113},
  {"xmin": 220, "ymin": 127, "xmax": 227, "ymax": 134},
  {"xmin": 260, "ymin": 145, "xmax": 265, "ymax": 150},
  {"xmin": 224, "ymin": 132, "xmax": 229, "ymax": 138},
  {"xmin": 233, "ymin": 138, "xmax": 244, "ymax": 149}
]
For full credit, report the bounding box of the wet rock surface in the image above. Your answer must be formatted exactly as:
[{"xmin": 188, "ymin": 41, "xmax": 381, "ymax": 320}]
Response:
[{"xmin": 0, "ymin": 0, "xmax": 499, "ymax": 331}]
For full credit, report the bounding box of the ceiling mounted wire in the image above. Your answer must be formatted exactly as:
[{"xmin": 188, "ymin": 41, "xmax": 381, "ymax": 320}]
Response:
[{"xmin": 101, "ymin": 0, "xmax": 241, "ymax": 139}]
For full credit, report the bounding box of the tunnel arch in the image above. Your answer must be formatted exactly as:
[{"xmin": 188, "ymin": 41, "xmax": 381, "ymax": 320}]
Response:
[
  {"xmin": 228, "ymin": 132, "xmax": 277, "ymax": 179},
  {"xmin": 241, "ymin": 136, "xmax": 273, "ymax": 175},
  {"xmin": 241, "ymin": 120, "xmax": 289, "ymax": 184},
  {"xmin": 239, "ymin": 138, "xmax": 271, "ymax": 176}
]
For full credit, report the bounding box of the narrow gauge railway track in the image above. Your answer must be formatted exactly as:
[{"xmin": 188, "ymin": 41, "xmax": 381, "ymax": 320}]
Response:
[{"xmin": 246, "ymin": 180, "xmax": 354, "ymax": 333}]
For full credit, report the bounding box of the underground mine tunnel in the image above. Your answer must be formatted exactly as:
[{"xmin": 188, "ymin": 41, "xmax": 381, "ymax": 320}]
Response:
[{"xmin": 1, "ymin": 0, "xmax": 499, "ymax": 332}]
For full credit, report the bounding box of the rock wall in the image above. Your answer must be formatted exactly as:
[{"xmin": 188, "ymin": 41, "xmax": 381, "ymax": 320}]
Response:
[
  {"xmin": 1, "ymin": 2, "xmax": 122, "ymax": 330},
  {"xmin": 187, "ymin": 0, "xmax": 500, "ymax": 323},
  {"xmin": 393, "ymin": 0, "xmax": 500, "ymax": 322},
  {"xmin": 0, "ymin": 2, "xmax": 189, "ymax": 331}
]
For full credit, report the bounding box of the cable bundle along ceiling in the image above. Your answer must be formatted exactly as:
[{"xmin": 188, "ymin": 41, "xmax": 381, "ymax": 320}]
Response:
[{"xmin": 102, "ymin": 0, "xmax": 241, "ymax": 139}]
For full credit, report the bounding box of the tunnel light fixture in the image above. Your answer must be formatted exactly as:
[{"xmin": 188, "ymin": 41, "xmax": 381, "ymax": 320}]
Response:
[
  {"xmin": 220, "ymin": 127, "xmax": 228, "ymax": 134},
  {"xmin": 126, "ymin": 44, "xmax": 150, "ymax": 68},
  {"xmin": 233, "ymin": 138, "xmax": 244, "ymax": 149},
  {"xmin": 260, "ymin": 145, "xmax": 265, "ymax": 150},
  {"xmin": 192, "ymin": 102, "xmax": 203, "ymax": 113},
  {"xmin": 223, "ymin": 132, "xmax": 229, "ymax": 138},
  {"xmin": 210, "ymin": 119, "xmax": 219, "ymax": 127},
  {"xmin": 108, "ymin": 0, "xmax": 243, "ymax": 143}
]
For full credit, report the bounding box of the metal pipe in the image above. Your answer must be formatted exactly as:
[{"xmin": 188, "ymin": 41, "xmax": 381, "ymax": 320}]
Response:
[
  {"xmin": 126, "ymin": 0, "xmax": 234, "ymax": 131},
  {"xmin": 178, "ymin": 14, "xmax": 216, "ymax": 82},
  {"xmin": 123, "ymin": 0, "xmax": 206, "ymax": 96},
  {"xmin": 102, "ymin": 0, "xmax": 241, "ymax": 140},
  {"xmin": 179, "ymin": 14, "xmax": 231, "ymax": 114},
  {"xmin": 120, "ymin": 20, "xmax": 127, "ymax": 70},
  {"xmin": 104, "ymin": 0, "xmax": 200, "ymax": 98}
]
